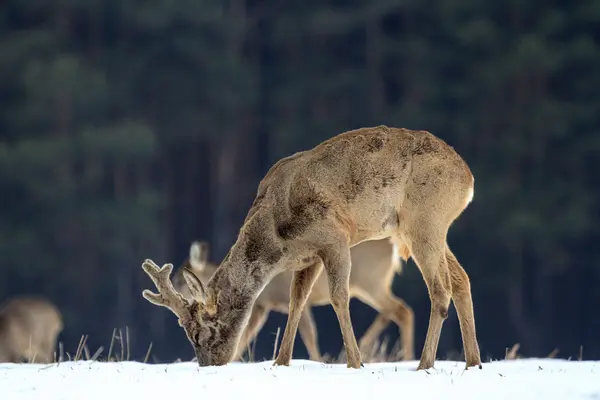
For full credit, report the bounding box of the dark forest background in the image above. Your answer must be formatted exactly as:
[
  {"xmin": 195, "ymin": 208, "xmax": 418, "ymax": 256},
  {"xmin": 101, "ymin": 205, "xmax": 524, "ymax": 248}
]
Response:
[{"xmin": 1, "ymin": 0, "xmax": 599, "ymax": 363}]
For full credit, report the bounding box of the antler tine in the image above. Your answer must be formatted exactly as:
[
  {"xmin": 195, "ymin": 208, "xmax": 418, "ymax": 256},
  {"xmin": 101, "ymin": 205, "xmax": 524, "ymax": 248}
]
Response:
[{"xmin": 141, "ymin": 259, "xmax": 189, "ymax": 317}]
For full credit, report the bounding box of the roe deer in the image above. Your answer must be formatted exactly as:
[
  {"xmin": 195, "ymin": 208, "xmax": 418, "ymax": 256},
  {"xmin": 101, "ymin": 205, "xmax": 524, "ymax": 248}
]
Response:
[
  {"xmin": 173, "ymin": 239, "xmax": 415, "ymax": 361},
  {"xmin": 141, "ymin": 125, "xmax": 481, "ymax": 370},
  {"xmin": 0, "ymin": 296, "xmax": 63, "ymax": 363}
]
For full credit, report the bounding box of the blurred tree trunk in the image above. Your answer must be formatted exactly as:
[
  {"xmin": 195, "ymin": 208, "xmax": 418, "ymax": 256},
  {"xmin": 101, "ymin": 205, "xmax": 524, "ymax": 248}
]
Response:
[
  {"xmin": 212, "ymin": 0, "xmax": 262, "ymax": 260},
  {"xmin": 165, "ymin": 140, "xmax": 213, "ymax": 262},
  {"xmin": 186, "ymin": 139, "xmax": 214, "ymax": 251},
  {"xmin": 365, "ymin": 4, "xmax": 384, "ymax": 122},
  {"xmin": 213, "ymin": 139, "xmax": 238, "ymax": 259},
  {"xmin": 114, "ymin": 163, "xmax": 133, "ymax": 327},
  {"xmin": 506, "ymin": 242, "xmax": 540, "ymax": 356}
]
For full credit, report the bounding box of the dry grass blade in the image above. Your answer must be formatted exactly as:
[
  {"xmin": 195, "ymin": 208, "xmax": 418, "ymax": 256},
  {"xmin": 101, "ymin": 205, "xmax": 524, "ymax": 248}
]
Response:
[
  {"xmin": 251, "ymin": 336, "xmax": 258, "ymax": 362},
  {"xmin": 348, "ymin": 337, "xmax": 399, "ymax": 364},
  {"xmin": 337, "ymin": 348, "xmax": 347, "ymax": 364},
  {"xmin": 579, "ymin": 345, "xmax": 583, "ymax": 361},
  {"xmin": 389, "ymin": 338, "xmax": 404, "ymax": 362},
  {"xmin": 91, "ymin": 346, "xmax": 104, "ymax": 361},
  {"xmin": 359, "ymin": 340, "xmax": 377, "ymax": 363},
  {"xmin": 83, "ymin": 344, "xmax": 91, "ymax": 361},
  {"xmin": 126, "ymin": 326, "xmax": 131, "ymax": 361},
  {"xmin": 246, "ymin": 342, "xmax": 253, "ymax": 363},
  {"xmin": 362, "ymin": 336, "xmax": 389, "ymax": 363},
  {"xmin": 74, "ymin": 334, "xmax": 88, "ymax": 361},
  {"xmin": 245, "ymin": 337, "xmax": 258, "ymax": 363},
  {"xmin": 505, "ymin": 343, "xmax": 520, "ymax": 360},
  {"xmin": 28, "ymin": 335, "xmax": 34, "ymax": 363},
  {"xmin": 547, "ymin": 348, "xmax": 559, "ymax": 359},
  {"xmin": 143, "ymin": 342, "xmax": 153, "ymax": 364},
  {"xmin": 59, "ymin": 341, "xmax": 64, "ymax": 363},
  {"xmin": 272, "ymin": 327, "xmax": 281, "ymax": 361},
  {"xmin": 107, "ymin": 328, "xmax": 117, "ymax": 361},
  {"xmin": 119, "ymin": 328, "xmax": 124, "ymax": 362},
  {"xmin": 378, "ymin": 337, "xmax": 391, "ymax": 362}
]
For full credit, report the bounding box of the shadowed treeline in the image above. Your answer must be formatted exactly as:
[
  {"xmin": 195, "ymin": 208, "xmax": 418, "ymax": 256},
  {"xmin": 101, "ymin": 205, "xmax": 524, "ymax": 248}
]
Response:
[{"xmin": 0, "ymin": 0, "xmax": 599, "ymax": 362}]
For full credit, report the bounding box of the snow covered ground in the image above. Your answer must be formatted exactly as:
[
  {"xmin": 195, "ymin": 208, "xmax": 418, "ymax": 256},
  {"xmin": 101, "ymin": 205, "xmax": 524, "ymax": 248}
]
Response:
[{"xmin": 0, "ymin": 359, "xmax": 598, "ymax": 400}]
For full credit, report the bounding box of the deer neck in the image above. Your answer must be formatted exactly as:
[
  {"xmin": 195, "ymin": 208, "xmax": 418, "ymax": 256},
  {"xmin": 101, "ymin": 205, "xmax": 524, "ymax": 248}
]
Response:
[
  {"xmin": 208, "ymin": 254, "xmax": 273, "ymax": 306},
  {"xmin": 204, "ymin": 210, "xmax": 282, "ymax": 330}
]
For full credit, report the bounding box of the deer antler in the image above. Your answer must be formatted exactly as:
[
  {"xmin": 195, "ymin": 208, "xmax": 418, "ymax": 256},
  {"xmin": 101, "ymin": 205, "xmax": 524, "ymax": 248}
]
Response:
[{"xmin": 141, "ymin": 259, "xmax": 191, "ymax": 318}]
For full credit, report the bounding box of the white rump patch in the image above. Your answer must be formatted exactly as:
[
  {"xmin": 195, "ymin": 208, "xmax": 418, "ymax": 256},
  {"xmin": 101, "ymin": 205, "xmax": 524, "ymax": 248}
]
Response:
[
  {"xmin": 391, "ymin": 242, "xmax": 402, "ymax": 274},
  {"xmin": 465, "ymin": 186, "xmax": 474, "ymax": 206}
]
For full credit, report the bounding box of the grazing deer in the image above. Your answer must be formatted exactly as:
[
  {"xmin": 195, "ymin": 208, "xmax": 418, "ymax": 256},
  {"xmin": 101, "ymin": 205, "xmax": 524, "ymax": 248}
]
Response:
[
  {"xmin": 173, "ymin": 239, "xmax": 414, "ymax": 362},
  {"xmin": 0, "ymin": 296, "xmax": 63, "ymax": 363},
  {"xmin": 142, "ymin": 125, "xmax": 482, "ymax": 370}
]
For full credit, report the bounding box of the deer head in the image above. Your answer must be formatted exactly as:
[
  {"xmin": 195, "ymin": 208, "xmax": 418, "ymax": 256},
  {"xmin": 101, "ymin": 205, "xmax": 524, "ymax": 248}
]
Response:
[
  {"xmin": 0, "ymin": 296, "xmax": 63, "ymax": 363},
  {"xmin": 189, "ymin": 241, "xmax": 210, "ymax": 270},
  {"xmin": 141, "ymin": 259, "xmax": 245, "ymax": 365},
  {"xmin": 172, "ymin": 241, "xmax": 218, "ymax": 299}
]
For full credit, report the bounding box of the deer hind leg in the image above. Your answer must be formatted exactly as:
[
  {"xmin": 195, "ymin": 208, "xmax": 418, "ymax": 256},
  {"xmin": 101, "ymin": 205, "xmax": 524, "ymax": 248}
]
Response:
[
  {"xmin": 236, "ymin": 304, "xmax": 270, "ymax": 361},
  {"xmin": 403, "ymin": 222, "xmax": 452, "ymax": 370},
  {"xmin": 298, "ymin": 306, "xmax": 322, "ymax": 361},
  {"xmin": 321, "ymin": 245, "xmax": 362, "ymax": 368},
  {"xmin": 379, "ymin": 295, "xmax": 415, "ymax": 361},
  {"xmin": 358, "ymin": 293, "xmax": 415, "ymax": 361},
  {"xmin": 358, "ymin": 313, "xmax": 391, "ymax": 357},
  {"xmin": 446, "ymin": 246, "xmax": 482, "ymax": 368},
  {"xmin": 274, "ymin": 262, "xmax": 323, "ymax": 366}
]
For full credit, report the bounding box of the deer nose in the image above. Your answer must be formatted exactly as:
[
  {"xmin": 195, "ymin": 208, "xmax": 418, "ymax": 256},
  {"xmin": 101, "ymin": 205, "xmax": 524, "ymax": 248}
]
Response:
[{"xmin": 194, "ymin": 348, "xmax": 207, "ymax": 366}]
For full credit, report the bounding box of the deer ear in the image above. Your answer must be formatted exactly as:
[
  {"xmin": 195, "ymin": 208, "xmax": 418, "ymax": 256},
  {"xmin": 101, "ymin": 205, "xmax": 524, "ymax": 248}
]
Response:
[
  {"xmin": 189, "ymin": 241, "xmax": 209, "ymax": 268},
  {"xmin": 182, "ymin": 267, "xmax": 206, "ymax": 302}
]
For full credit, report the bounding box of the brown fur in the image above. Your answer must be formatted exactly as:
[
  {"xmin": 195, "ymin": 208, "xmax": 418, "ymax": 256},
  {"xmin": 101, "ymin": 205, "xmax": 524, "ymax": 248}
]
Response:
[
  {"xmin": 141, "ymin": 125, "xmax": 482, "ymax": 370},
  {"xmin": 173, "ymin": 239, "xmax": 415, "ymax": 361},
  {"xmin": 0, "ymin": 296, "xmax": 63, "ymax": 363}
]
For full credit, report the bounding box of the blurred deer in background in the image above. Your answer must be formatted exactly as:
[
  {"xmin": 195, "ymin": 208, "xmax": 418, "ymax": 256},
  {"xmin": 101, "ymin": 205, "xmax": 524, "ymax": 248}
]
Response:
[
  {"xmin": 173, "ymin": 239, "xmax": 415, "ymax": 362},
  {"xmin": 142, "ymin": 126, "xmax": 481, "ymax": 370},
  {"xmin": 0, "ymin": 296, "xmax": 63, "ymax": 363}
]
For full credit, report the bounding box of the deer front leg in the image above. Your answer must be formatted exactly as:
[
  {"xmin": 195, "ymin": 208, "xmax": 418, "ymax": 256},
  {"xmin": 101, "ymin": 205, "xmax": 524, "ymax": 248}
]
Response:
[
  {"xmin": 274, "ymin": 262, "xmax": 323, "ymax": 366},
  {"xmin": 321, "ymin": 245, "xmax": 363, "ymax": 369},
  {"xmin": 298, "ymin": 306, "xmax": 322, "ymax": 361},
  {"xmin": 38, "ymin": 339, "xmax": 58, "ymax": 364},
  {"xmin": 236, "ymin": 305, "xmax": 270, "ymax": 361}
]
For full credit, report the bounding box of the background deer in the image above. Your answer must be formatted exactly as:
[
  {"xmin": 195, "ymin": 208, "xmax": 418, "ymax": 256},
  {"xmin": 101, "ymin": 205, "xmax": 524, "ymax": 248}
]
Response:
[
  {"xmin": 142, "ymin": 125, "xmax": 482, "ymax": 370},
  {"xmin": 173, "ymin": 239, "xmax": 415, "ymax": 362},
  {"xmin": 0, "ymin": 296, "xmax": 63, "ymax": 363}
]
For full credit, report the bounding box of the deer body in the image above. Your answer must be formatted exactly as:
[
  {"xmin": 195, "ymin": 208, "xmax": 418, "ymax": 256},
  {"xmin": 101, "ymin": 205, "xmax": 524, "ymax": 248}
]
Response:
[
  {"xmin": 142, "ymin": 126, "xmax": 481, "ymax": 370},
  {"xmin": 174, "ymin": 238, "xmax": 415, "ymax": 361},
  {"xmin": 0, "ymin": 296, "xmax": 63, "ymax": 363}
]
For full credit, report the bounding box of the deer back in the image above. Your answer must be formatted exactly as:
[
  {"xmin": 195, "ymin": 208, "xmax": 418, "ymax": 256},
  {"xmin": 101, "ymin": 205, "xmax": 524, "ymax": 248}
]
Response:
[{"xmin": 249, "ymin": 126, "xmax": 472, "ymax": 260}]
